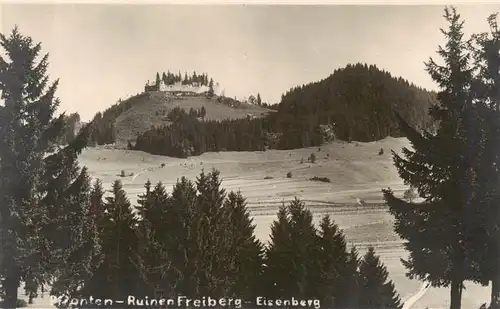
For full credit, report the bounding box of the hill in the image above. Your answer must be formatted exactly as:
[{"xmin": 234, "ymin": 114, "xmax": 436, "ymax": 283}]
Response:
[
  {"xmin": 88, "ymin": 91, "xmax": 274, "ymax": 147},
  {"xmin": 89, "ymin": 64, "xmax": 437, "ymax": 157},
  {"xmin": 130, "ymin": 64, "xmax": 439, "ymax": 157},
  {"xmin": 273, "ymin": 63, "xmax": 438, "ymax": 145}
]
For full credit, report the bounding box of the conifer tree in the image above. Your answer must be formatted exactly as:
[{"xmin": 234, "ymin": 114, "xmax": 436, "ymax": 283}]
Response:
[
  {"xmin": 192, "ymin": 169, "xmax": 227, "ymax": 296},
  {"xmin": 263, "ymin": 206, "xmax": 293, "ymax": 297},
  {"xmin": 358, "ymin": 247, "xmax": 402, "ymax": 309},
  {"xmin": 49, "ymin": 167, "xmax": 102, "ymax": 300},
  {"xmin": 155, "ymin": 72, "xmax": 161, "ymax": 87},
  {"xmin": 382, "ymin": 7, "xmax": 482, "ymax": 309},
  {"xmin": 168, "ymin": 176, "xmax": 199, "ymax": 296},
  {"xmin": 208, "ymin": 78, "xmax": 215, "ymax": 98},
  {"xmin": 264, "ymin": 198, "xmax": 320, "ymax": 299},
  {"xmin": 82, "ymin": 180, "xmax": 150, "ymax": 301},
  {"xmin": 257, "ymin": 93, "xmax": 262, "ymax": 106},
  {"xmin": 344, "ymin": 246, "xmax": 362, "ymax": 309},
  {"xmin": 220, "ymin": 191, "xmax": 264, "ymax": 300},
  {"xmin": 135, "ymin": 180, "xmax": 174, "ymax": 296},
  {"xmin": 0, "ymin": 27, "xmax": 94, "ymax": 307},
  {"xmin": 89, "ymin": 179, "xmax": 105, "ymax": 234},
  {"xmin": 469, "ymin": 13, "xmax": 500, "ymax": 308},
  {"xmin": 200, "ymin": 106, "xmax": 207, "ymax": 120},
  {"xmin": 316, "ymin": 215, "xmax": 349, "ymax": 308}
]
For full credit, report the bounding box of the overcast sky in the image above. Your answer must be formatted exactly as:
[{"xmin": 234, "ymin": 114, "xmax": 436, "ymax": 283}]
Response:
[{"xmin": 2, "ymin": 4, "xmax": 500, "ymax": 121}]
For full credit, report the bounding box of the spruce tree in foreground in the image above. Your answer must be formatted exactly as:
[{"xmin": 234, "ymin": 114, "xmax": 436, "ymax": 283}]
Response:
[
  {"xmin": 468, "ymin": 14, "xmax": 500, "ymax": 309},
  {"xmin": 82, "ymin": 180, "xmax": 150, "ymax": 304},
  {"xmin": 264, "ymin": 198, "xmax": 320, "ymax": 299},
  {"xmin": 358, "ymin": 247, "xmax": 402, "ymax": 309},
  {"xmin": 263, "ymin": 205, "xmax": 293, "ymax": 297},
  {"xmin": 220, "ymin": 191, "xmax": 264, "ymax": 301},
  {"xmin": 48, "ymin": 167, "xmax": 102, "ymax": 299},
  {"xmin": 344, "ymin": 246, "xmax": 362, "ymax": 308},
  {"xmin": 316, "ymin": 215, "xmax": 349, "ymax": 308},
  {"xmin": 165, "ymin": 177, "xmax": 198, "ymax": 296},
  {"xmin": 0, "ymin": 27, "xmax": 96, "ymax": 307},
  {"xmin": 382, "ymin": 7, "xmax": 484, "ymax": 309},
  {"xmin": 136, "ymin": 180, "xmax": 177, "ymax": 297},
  {"xmin": 192, "ymin": 169, "xmax": 227, "ymax": 296}
]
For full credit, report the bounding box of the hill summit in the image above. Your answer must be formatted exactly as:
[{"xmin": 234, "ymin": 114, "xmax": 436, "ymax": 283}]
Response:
[
  {"xmin": 87, "ymin": 71, "xmax": 274, "ymax": 148},
  {"xmin": 275, "ymin": 63, "xmax": 438, "ymax": 144},
  {"xmin": 144, "ymin": 70, "xmax": 221, "ymax": 95}
]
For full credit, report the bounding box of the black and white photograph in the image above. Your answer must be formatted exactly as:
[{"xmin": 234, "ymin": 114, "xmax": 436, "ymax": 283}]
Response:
[{"xmin": 1, "ymin": 3, "xmax": 500, "ymax": 309}]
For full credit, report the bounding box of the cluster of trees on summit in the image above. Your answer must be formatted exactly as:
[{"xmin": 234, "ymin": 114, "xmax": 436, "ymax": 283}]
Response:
[
  {"xmin": 154, "ymin": 70, "xmax": 212, "ymax": 86},
  {"xmin": 5, "ymin": 6, "xmax": 500, "ymax": 309}
]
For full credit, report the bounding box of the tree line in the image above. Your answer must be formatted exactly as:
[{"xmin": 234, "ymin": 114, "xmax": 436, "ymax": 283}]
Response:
[
  {"xmin": 66, "ymin": 169, "xmax": 402, "ymax": 309},
  {"xmin": 131, "ymin": 108, "xmax": 271, "ymax": 157},
  {"xmin": 153, "ymin": 70, "xmax": 212, "ymax": 86}
]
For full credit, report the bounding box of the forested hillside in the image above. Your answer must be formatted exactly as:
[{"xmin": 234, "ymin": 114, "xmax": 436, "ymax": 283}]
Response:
[
  {"xmin": 274, "ymin": 63, "xmax": 438, "ymax": 144},
  {"xmin": 131, "ymin": 64, "xmax": 438, "ymax": 157},
  {"xmin": 87, "ymin": 92, "xmax": 273, "ymax": 147}
]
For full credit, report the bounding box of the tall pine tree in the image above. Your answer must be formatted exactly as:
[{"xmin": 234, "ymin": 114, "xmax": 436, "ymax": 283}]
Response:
[
  {"xmin": 262, "ymin": 205, "xmax": 292, "ymax": 297},
  {"xmin": 48, "ymin": 166, "xmax": 102, "ymax": 300},
  {"xmin": 136, "ymin": 180, "xmax": 178, "ymax": 297},
  {"xmin": 168, "ymin": 176, "xmax": 199, "ymax": 296},
  {"xmin": 316, "ymin": 215, "xmax": 350, "ymax": 308},
  {"xmin": 192, "ymin": 169, "xmax": 226, "ymax": 296},
  {"xmin": 82, "ymin": 180, "xmax": 150, "ymax": 303},
  {"xmin": 220, "ymin": 191, "xmax": 264, "ymax": 301},
  {"xmin": 264, "ymin": 198, "xmax": 320, "ymax": 299},
  {"xmin": 469, "ymin": 13, "xmax": 500, "ymax": 308},
  {"xmin": 0, "ymin": 27, "xmax": 95, "ymax": 307},
  {"xmin": 344, "ymin": 246, "xmax": 362, "ymax": 309},
  {"xmin": 382, "ymin": 7, "xmax": 483, "ymax": 309}
]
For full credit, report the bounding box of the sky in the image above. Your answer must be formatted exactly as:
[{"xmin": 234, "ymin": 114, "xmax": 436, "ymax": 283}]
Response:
[{"xmin": 2, "ymin": 4, "xmax": 500, "ymax": 121}]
